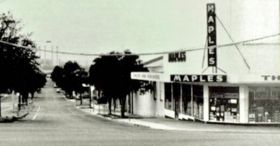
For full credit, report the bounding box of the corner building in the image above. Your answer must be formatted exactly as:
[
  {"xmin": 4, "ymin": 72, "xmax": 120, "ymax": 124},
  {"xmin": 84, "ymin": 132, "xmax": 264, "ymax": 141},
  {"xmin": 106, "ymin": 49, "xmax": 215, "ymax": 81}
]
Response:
[{"xmin": 131, "ymin": 0, "xmax": 280, "ymax": 124}]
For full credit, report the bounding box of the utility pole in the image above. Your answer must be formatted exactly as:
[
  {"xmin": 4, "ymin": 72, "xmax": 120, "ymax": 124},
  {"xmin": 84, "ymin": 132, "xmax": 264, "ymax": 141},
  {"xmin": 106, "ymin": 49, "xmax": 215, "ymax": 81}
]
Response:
[
  {"xmin": 51, "ymin": 45, "xmax": 54, "ymax": 67},
  {"xmin": 56, "ymin": 46, "xmax": 59, "ymax": 66}
]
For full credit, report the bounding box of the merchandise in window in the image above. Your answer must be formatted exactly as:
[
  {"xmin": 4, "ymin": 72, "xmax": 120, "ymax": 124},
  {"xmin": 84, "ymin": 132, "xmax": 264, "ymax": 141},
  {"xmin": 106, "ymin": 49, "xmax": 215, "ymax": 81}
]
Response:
[
  {"xmin": 249, "ymin": 87, "xmax": 280, "ymax": 123},
  {"xmin": 209, "ymin": 87, "xmax": 239, "ymax": 122},
  {"xmin": 164, "ymin": 83, "xmax": 172, "ymax": 110}
]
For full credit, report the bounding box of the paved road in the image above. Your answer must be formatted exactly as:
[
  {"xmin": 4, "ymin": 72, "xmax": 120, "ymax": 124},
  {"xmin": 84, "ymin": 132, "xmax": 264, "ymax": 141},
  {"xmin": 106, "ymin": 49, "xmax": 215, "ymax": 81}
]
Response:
[{"xmin": 1, "ymin": 84, "xmax": 280, "ymax": 146}]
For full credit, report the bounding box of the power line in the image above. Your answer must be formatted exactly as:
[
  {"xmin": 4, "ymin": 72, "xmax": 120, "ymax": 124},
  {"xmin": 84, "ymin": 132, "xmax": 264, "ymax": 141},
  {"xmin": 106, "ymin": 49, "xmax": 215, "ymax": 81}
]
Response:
[
  {"xmin": 243, "ymin": 42, "xmax": 280, "ymax": 46},
  {"xmin": 0, "ymin": 33, "xmax": 279, "ymax": 56}
]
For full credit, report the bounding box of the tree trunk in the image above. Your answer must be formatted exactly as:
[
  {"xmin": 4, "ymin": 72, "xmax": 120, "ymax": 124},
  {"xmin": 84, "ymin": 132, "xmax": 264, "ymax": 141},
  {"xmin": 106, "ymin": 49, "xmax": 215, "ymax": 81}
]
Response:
[
  {"xmin": 80, "ymin": 93, "xmax": 83, "ymax": 105},
  {"xmin": 128, "ymin": 93, "xmax": 131, "ymax": 113},
  {"xmin": 120, "ymin": 97, "xmax": 126, "ymax": 118},
  {"xmin": 0, "ymin": 96, "xmax": 2, "ymax": 117},
  {"xmin": 23, "ymin": 92, "xmax": 28, "ymax": 106},
  {"xmin": 113, "ymin": 99, "xmax": 116, "ymax": 112},
  {"xmin": 108, "ymin": 97, "xmax": 112, "ymax": 115},
  {"xmin": 31, "ymin": 92, "xmax": 34, "ymax": 100}
]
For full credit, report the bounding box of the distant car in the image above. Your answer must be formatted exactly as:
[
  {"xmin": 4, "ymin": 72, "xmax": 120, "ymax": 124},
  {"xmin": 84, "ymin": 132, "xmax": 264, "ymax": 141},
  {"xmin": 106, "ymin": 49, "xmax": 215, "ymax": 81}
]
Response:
[{"xmin": 56, "ymin": 89, "xmax": 61, "ymax": 93}]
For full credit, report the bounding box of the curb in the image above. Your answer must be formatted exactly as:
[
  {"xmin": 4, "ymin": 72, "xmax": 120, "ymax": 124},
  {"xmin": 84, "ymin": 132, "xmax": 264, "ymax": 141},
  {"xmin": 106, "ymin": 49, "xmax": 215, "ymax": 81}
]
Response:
[
  {"xmin": 74, "ymin": 105, "xmax": 153, "ymax": 129},
  {"xmin": 0, "ymin": 113, "xmax": 29, "ymax": 123}
]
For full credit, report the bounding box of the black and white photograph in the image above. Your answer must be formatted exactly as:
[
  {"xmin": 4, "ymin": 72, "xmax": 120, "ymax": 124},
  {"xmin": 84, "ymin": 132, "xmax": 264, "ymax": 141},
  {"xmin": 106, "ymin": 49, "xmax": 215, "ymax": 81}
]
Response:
[{"xmin": 0, "ymin": 0, "xmax": 280, "ymax": 145}]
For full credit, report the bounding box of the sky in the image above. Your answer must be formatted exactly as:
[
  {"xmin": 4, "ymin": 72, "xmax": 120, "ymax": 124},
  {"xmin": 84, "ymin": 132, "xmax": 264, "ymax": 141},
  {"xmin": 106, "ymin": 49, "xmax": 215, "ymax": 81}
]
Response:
[
  {"xmin": 0, "ymin": 0, "xmax": 208, "ymax": 66},
  {"xmin": 0, "ymin": 0, "xmax": 279, "ymax": 68}
]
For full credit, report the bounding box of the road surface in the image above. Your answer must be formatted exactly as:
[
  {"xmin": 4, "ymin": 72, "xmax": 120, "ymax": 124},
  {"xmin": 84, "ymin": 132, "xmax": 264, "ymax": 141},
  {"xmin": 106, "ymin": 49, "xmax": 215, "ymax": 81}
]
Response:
[{"xmin": 1, "ymin": 83, "xmax": 280, "ymax": 146}]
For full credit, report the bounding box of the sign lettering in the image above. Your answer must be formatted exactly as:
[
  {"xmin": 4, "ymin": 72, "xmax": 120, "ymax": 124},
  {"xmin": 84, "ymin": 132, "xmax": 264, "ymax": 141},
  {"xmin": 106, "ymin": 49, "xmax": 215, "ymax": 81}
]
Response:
[
  {"xmin": 168, "ymin": 51, "xmax": 186, "ymax": 62},
  {"xmin": 207, "ymin": 3, "xmax": 217, "ymax": 67},
  {"xmin": 261, "ymin": 75, "xmax": 280, "ymax": 81},
  {"xmin": 131, "ymin": 72, "xmax": 162, "ymax": 81},
  {"xmin": 171, "ymin": 74, "xmax": 227, "ymax": 83}
]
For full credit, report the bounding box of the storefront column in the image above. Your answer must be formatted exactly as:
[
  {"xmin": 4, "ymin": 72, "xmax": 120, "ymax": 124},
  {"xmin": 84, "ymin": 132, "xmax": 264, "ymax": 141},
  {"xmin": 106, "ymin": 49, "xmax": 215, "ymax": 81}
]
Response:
[
  {"xmin": 203, "ymin": 85, "xmax": 209, "ymax": 121},
  {"xmin": 239, "ymin": 85, "xmax": 249, "ymax": 123}
]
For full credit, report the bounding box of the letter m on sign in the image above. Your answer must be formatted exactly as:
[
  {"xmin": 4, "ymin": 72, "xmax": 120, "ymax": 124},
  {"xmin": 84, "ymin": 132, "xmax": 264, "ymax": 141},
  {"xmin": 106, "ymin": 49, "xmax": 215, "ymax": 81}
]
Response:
[{"xmin": 207, "ymin": 3, "xmax": 217, "ymax": 67}]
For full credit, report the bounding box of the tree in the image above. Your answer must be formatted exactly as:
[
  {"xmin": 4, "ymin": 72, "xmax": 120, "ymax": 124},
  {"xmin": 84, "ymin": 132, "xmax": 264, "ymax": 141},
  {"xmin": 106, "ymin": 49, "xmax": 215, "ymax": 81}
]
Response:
[
  {"xmin": 0, "ymin": 12, "xmax": 46, "ymax": 113},
  {"xmin": 51, "ymin": 61, "xmax": 88, "ymax": 99},
  {"xmin": 89, "ymin": 50, "xmax": 150, "ymax": 117},
  {"xmin": 51, "ymin": 66, "xmax": 64, "ymax": 88}
]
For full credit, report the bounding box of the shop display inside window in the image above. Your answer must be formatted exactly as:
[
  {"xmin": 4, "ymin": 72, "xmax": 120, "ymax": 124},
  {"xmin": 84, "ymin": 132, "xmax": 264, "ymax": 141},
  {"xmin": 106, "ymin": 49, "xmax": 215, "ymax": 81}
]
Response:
[
  {"xmin": 164, "ymin": 83, "xmax": 172, "ymax": 110},
  {"xmin": 182, "ymin": 84, "xmax": 191, "ymax": 115},
  {"xmin": 249, "ymin": 87, "xmax": 280, "ymax": 123},
  {"xmin": 173, "ymin": 83, "xmax": 181, "ymax": 118},
  {"xmin": 193, "ymin": 85, "xmax": 204, "ymax": 119},
  {"xmin": 209, "ymin": 87, "xmax": 239, "ymax": 122}
]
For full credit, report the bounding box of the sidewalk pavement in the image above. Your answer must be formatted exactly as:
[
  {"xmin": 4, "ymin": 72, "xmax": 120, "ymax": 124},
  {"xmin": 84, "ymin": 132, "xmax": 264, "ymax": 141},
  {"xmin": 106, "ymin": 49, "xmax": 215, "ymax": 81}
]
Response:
[
  {"xmin": 1, "ymin": 95, "xmax": 33, "ymax": 122},
  {"xmin": 69, "ymin": 99, "xmax": 280, "ymax": 133}
]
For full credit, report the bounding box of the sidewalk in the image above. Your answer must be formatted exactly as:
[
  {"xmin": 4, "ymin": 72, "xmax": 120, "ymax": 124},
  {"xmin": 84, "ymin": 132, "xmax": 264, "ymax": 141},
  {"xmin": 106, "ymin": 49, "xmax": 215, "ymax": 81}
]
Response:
[
  {"xmin": 0, "ymin": 95, "xmax": 33, "ymax": 122},
  {"xmin": 70, "ymin": 99, "xmax": 280, "ymax": 133}
]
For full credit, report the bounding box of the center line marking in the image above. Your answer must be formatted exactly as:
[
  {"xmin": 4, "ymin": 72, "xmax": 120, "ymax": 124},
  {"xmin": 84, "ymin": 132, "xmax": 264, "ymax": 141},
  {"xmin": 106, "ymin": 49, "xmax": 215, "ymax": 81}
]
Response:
[{"xmin": 32, "ymin": 105, "xmax": 41, "ymax": 120}]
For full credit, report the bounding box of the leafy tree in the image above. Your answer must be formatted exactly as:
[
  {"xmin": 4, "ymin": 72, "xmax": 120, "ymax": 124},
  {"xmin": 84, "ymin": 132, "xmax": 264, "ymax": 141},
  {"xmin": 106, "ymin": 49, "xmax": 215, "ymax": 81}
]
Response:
[
  {"xmin": 51, "ymin": 61, "xmax": 88, "ymax": 99},
  {"xmin": 0, "ymin": 12, "xmax": 46, "ymax": 113},
  {"xmin": 51, "ymin": 66, "xmax": 64, "ymax": 87},
  {"xmin": 89, "ymin": 50, "xmax": 149, "ymax": 117}
]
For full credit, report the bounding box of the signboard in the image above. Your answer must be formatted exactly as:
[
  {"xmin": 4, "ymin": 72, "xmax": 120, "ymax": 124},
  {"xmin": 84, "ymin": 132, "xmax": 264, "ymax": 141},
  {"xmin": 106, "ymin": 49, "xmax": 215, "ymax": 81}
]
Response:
[
  {"xmin": 261, "ymin": 75, "xmax": 280, "ymax": 81},
  {"xmin": 168, "ymin": 51, "xmax": 186, "ymax": 62},
  {"xmin": 131, "ymin": 72, "xmax": 162, "ymax": 81},
  {"xmin": 227, "ymin": 74, "xmax": 280, "ymax": 84},
  {"xmin": 171, "ymin": 74, "xmax": 227, "ymax": 83},
  {"xmin": 207, "ymin": 3, "xmax": 217, "ymax": 67}
]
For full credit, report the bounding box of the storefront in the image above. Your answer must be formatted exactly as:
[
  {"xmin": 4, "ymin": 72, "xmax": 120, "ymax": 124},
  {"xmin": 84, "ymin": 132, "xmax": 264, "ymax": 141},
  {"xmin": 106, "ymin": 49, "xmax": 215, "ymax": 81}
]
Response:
[
  {"xmin": 164, "ymin": 75, "xmax": 280, "ymax": 124},
  {"xmin": 131, "ymin": 1, "xmax": 280, "ymax": 124}
]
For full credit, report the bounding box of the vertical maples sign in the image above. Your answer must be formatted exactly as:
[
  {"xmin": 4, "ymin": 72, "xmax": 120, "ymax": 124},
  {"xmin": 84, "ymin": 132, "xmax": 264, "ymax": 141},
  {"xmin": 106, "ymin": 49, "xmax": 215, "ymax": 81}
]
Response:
[{"xmin": 207, "ymin": 3, "xmax": 217, "ymax": 67}]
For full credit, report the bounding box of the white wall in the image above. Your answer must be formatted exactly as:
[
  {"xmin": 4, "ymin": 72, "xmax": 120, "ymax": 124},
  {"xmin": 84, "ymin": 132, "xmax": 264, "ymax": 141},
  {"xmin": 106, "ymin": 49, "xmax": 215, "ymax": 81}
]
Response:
[
  {"xmin": 155, "ymin": 82, "xmax": 165, "ymax": 117},
  {"xmin": 133, "ymin": 91, "xmax": 155, "ymax": 117},
  {"xmin": 132, "ymin": 82, "xmax": 165, "ymax": 117}
]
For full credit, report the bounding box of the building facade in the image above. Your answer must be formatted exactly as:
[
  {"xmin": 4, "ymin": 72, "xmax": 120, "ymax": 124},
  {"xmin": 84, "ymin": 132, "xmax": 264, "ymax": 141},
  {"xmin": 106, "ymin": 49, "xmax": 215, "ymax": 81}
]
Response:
[{"xmin": 131, "ymin": 0, "xmax": 280, "ymax": 124}]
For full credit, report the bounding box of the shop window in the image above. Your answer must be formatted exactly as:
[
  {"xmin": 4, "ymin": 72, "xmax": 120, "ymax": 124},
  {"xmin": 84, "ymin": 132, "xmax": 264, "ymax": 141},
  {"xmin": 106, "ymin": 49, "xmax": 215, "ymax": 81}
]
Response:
[
  {"xmin": 181, "ymin": 84, "xmax": 204, "ymax": 119},
  {"xmin": 193, "ymin": 85, "xmax": 204, "ymax": 119},
  {"xmin": 249, "ymin": 87, "xmax": 280, "ymax": 123},
  {"xmin": 164, "ymin": 83, "xmax": 172, "ymax": 110},
  {"xmin": 209, "ymin": 87, "xmax": 239, "ymax": 122},
  {"xmin": 173, "ymin": 83, "xmax": 181, "ymax": 117},
  {"xmin": 182, "ymin": 84, "xmax": 191, "ymax": 115}
]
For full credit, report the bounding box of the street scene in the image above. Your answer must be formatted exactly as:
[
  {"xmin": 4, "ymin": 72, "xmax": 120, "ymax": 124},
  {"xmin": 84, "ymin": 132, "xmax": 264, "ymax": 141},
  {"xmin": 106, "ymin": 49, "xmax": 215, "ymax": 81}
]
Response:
[
  {"xmin": 1, "ymin": 0, "xmax": 280, "ymax": 145},
  {"xmin": 1, "ymin": 80, "xmax": 280, "ymax": 146}
]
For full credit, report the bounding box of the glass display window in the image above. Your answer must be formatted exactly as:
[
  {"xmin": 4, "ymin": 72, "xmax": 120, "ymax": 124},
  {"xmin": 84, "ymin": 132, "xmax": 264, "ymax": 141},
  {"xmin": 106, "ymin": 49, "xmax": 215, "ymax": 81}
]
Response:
[
  {"xmin": 164, "ymin": 83, "xmax": 172, "ymax": 110},
  {"xmin": 181, "ymin": 84, "xmax": 204, "ymax": 120},
  {"xmin": 165, "ymin": 83, "xmax": 204, "ymax": 120},
  {"xmin": 209, "ymin": 87, "xmax": 239, "ymax": 122},
  {"xmin": 182, "ymin": 84, "xmax": 191, "ymax": 115},
  {"xmin": 193, "ymin": 85, "xmax": 203, "ymax": 119},
  {"xmin": 249, "ymin": 87, "xmax": 280, "ymax": 123}
]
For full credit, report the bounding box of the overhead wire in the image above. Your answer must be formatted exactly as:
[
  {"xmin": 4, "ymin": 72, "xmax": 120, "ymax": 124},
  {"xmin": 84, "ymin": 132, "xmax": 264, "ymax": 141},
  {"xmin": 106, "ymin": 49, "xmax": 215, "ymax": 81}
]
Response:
[{"xmin": 0, "ymin": 33, "xmax": 279, "ymax": 56}]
